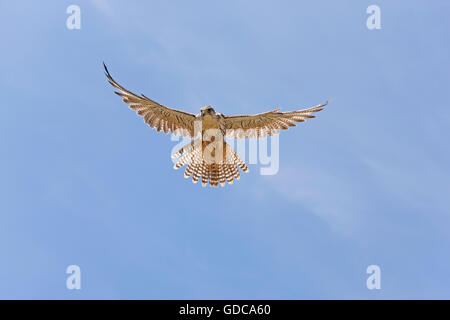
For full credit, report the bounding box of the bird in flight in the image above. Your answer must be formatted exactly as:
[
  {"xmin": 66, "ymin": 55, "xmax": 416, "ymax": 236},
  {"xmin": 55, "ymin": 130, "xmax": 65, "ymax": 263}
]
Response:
[{"xmin": 104, "ymin": 63, "xmax": 328, "ymax": 187}]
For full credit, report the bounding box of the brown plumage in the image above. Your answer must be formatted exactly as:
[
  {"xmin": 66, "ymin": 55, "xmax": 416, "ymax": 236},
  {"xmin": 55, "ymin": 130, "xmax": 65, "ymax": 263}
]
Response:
[
  {"xmin": 172, "ymin": 139, "xmax": 248, "ymax": 187},
  {"xmin": 104, "ymin": 63, "xmax": 328, "ymax": 187}
]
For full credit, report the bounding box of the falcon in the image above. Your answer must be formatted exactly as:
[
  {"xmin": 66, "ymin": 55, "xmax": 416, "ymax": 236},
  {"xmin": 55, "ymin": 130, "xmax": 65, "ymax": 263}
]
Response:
[{"xmin": 104, "ymin": 63, "xmax": 328, "ymax": 187}]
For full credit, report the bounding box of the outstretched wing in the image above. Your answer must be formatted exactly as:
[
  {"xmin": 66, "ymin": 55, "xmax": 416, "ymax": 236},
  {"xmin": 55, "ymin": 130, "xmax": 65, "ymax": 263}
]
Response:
[
  {"xmin": 104, "ymin": 63, "xmax": 196, "ymax": 137},
  {"xmin": 223, "ymin": 102, "xmax": 328, "ymax": 138}
]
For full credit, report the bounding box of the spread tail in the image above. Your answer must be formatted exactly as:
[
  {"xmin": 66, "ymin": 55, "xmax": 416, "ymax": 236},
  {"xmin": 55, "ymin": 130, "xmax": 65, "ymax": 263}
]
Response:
[{"xmin": 172, "ymin": 139, "xmax": 249, "ymax": 187}]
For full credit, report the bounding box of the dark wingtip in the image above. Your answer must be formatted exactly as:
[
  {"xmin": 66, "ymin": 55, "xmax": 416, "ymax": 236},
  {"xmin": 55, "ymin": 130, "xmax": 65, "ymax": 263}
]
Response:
[{"xmin": 103, "ymin": 62, "xmax": 111, "ymax": 77}]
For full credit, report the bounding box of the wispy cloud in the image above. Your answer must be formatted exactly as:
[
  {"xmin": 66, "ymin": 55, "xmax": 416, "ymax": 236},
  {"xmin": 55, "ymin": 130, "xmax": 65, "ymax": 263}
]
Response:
[
  {"xmin": 92, "ymin": 0, "xmax": 114, "ymax": 17},
  {"xmin": 259, "ymin": 161, "xmax": 365, "ymax": 236}
]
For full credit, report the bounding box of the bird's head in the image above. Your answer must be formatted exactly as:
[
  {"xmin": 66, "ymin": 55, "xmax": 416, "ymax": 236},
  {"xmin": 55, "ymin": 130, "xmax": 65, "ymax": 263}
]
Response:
[{"xmin": 200, "ymin": 105, "xmax": 215, "ymax": 116}]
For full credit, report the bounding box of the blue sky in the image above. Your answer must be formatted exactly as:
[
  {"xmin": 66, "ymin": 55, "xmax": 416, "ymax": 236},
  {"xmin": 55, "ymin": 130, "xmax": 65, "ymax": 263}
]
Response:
[{"xmin": 1, "ymin": 0, "xmax": 449, "ymax": 299}]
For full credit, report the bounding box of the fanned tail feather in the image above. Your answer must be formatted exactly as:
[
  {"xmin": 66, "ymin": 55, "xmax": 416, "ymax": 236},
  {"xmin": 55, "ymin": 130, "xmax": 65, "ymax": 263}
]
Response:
[{"xmin": 172, "ymin": 139, "xmax": 249, "ymax": 187}]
